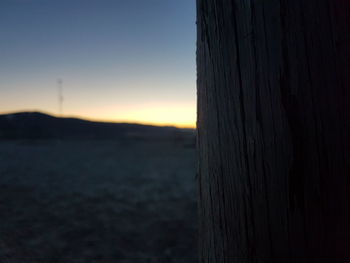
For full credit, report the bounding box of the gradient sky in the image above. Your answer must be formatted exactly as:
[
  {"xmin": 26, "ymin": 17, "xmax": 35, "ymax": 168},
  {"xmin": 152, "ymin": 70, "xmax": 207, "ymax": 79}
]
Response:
[{"xmin": 0, "ymin": 0, "xmax": 196, "ymax": 127}]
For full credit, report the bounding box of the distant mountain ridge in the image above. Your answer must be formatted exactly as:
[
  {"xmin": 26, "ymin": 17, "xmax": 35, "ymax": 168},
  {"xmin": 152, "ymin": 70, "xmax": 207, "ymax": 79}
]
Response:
[{"xmin": 0, "ymin": 112, "xmax": 194, "ymax": 140}]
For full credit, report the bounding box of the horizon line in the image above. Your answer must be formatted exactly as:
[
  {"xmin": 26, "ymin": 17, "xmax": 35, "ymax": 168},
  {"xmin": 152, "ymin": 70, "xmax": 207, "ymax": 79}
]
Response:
[{"xmin": 0, "ymin": 110, "xmax": 197, "ymax": 129}]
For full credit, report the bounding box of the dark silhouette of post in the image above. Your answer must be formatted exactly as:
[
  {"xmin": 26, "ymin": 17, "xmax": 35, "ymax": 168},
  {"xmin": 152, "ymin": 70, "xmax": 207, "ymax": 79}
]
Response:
[{"xmin": 197, "ymin": 0, "xmax": 350, "ymax": 262}]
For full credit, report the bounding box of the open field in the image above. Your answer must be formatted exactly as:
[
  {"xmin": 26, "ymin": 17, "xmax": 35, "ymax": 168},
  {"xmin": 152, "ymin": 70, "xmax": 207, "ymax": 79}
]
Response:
[{"xmin": 0, "ymin": 139, "xmax": 197, "ymax": 263}]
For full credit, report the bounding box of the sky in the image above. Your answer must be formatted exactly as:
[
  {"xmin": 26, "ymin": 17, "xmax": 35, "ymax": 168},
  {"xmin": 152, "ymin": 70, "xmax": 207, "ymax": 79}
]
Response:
[{"xmin": 0, "ymin": 0, "xmax": 196, "ymax": 128}]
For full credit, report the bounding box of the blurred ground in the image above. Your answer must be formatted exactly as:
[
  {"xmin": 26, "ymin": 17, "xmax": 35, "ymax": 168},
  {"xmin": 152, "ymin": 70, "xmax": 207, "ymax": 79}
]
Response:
[{"xmin": 0, "ymin": 139, "xmax": 197, "ymax": 263}]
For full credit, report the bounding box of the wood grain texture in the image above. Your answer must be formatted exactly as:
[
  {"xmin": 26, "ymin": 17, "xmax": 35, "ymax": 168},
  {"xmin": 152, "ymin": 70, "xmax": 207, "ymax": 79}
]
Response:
[{"xmin": 197, "ymin": 0, "xmax": 350, "ymax": 262}]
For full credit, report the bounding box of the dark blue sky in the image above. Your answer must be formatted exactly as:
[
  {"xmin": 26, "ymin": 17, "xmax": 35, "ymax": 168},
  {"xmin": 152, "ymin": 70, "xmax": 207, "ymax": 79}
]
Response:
[{"xmin": 0, "ymin": 0, "xmax": 196, "ymax": 127}]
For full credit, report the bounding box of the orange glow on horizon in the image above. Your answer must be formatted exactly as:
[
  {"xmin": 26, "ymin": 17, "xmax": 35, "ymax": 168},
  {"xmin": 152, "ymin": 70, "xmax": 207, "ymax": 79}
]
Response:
[
  {"xmin": 0, "ymin": 103, "xmax": 197, "ymax": 129},
  {"xmin": 79, "ymin": 103, "xmax": 196, "ymax": 128}
]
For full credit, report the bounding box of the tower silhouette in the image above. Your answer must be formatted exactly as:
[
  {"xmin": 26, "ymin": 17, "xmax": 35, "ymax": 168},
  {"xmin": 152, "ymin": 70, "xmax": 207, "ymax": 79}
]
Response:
[{"xmin": 57, "ymin": 79, "xmax": 63, "ymax": 117}]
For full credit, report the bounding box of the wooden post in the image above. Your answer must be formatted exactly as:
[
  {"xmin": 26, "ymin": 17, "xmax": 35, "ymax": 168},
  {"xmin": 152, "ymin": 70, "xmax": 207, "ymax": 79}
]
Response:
[{"xmin": 197, "ymin": 0, "xmax": 350, "ymax": 262}]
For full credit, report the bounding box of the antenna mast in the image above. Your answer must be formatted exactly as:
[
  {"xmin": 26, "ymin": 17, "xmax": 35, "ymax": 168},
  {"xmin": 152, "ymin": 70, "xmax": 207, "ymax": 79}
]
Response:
[{"xmin": 57, "ymin": 78, "xmax": 64, "ymax": 117}]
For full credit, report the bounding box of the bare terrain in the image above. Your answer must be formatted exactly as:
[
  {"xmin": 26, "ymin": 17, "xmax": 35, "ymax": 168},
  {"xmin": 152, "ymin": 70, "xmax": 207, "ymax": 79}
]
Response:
[{"xmin": 0, "ymin": 139, "xmax": 197, "ymax": 263}]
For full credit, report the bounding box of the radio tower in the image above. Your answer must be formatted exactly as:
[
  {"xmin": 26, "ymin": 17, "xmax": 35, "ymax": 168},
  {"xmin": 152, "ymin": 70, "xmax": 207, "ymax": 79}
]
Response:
[{"xmin": 57, "ymin": 78, "xmax": 64, "ymax": 117}]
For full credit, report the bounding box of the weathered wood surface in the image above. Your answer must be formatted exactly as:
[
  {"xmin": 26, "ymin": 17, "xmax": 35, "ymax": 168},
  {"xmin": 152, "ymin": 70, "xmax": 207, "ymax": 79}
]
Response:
[{"xmin": 197, "ymin": 0, "xmax": 350, "ymax": 262}]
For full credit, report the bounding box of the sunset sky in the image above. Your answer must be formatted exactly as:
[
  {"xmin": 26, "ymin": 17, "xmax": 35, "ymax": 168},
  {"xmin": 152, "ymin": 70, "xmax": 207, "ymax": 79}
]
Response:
[{"xmin": 0, "ymin": 0, "xmax": 196, "ymax": 128}]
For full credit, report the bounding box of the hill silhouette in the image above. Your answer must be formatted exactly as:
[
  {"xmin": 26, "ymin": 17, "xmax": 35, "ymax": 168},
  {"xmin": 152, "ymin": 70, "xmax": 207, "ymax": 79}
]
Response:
[{"xmin": 0, "ymin": 112, "xmax": 194, "ymax": 140}]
